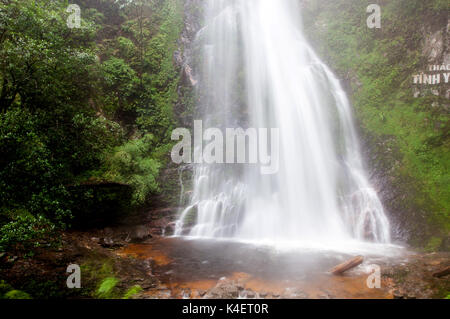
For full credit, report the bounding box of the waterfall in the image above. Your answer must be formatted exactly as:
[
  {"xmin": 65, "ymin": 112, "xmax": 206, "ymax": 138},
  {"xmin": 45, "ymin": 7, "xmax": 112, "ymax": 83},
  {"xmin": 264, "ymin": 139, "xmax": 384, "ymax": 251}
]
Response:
[{"xmin": 175, "ymin": 0, "xmax": 391, "ymax": 247}]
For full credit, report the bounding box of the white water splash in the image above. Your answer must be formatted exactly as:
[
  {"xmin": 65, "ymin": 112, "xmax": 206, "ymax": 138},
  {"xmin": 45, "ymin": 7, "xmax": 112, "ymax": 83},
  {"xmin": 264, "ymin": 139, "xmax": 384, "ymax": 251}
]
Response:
[{"xmin": 175, "ymin": 0, "xmax": 391, "ymax": 249}]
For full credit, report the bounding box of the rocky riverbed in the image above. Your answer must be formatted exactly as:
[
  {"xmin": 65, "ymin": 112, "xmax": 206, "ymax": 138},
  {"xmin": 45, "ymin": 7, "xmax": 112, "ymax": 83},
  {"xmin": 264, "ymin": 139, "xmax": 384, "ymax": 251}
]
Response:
[{"xmin": 1, "ymin": 207, "xmax": 448, "ymax": 299}]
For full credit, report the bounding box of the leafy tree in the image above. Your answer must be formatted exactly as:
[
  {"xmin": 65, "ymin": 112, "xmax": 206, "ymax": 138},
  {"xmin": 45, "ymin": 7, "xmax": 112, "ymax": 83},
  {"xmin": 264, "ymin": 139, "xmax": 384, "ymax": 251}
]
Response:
[
  {"xmin": 101, "ymin": 57, "xmax": 139, "ymax": 117},
  {"xmin": 0, "ymin": 0, "xmax": 97, "ymax": 112},
  {"xmin": 103, "ymin": 134, "xmax": 161, "ymax": 205}
]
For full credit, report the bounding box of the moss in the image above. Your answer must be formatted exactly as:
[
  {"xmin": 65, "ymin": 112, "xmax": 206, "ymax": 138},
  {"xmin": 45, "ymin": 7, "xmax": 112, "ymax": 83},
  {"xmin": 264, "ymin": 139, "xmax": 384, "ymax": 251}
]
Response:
[
  {"xmin": 80, "ymin": 259, "xmax": 145, "ymax": 299},
  {"xmin": 96, "ymin": 277, "xmax": 119, "ymax": 299},
  {"xmin": 136, "ymin": 0, "xmax": 184, "ymax": 140},
  {"xmin": 183, "ymin": 205, "xmax": 198, "ymax": 228},
  {"xmin": 3, "ymin": 290, "xmax": 32, "ymax": 299},
  {"xmin": 123, "ymin": 285, "xmax": 143, "ymax": 299},
  {"xmin": 80, "ymin": 259, "xmax": 117, "ymax": 298},
  {"xmin": 425, "ymin": 237, "xmax": 443, "ymax": 252},
  {"xmin": 0, "ymin": 280, "xmax": 13, "ymax": 296},
  {"xmin": 21, "ymin": 279, "xmax": 66, "ymax": 299}
]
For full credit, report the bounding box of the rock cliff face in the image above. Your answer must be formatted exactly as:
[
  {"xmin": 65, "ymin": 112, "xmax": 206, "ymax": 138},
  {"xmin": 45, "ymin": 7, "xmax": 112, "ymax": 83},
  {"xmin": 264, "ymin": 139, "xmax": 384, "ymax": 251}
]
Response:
[
  {"xmin": 301, "ymin": 0, "xmax": 449, "ymax": 249},
  {"xmin": 368, "ymin": 17, "xmax": 449, "ymax": 248},
  {"xmin": 155, "ymin": 0, "xmax": 202, "ymax": 210},
  {"xmin": 174, "ymin": 0, "xmax": 202, "ymax": 128}
]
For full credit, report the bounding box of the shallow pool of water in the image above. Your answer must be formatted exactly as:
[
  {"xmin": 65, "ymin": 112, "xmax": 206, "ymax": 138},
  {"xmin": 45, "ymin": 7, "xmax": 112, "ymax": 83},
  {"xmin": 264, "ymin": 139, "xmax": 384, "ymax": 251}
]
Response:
[{"xmin": 118, "ymin": 237, "xmax": 409, "ymax": 299}]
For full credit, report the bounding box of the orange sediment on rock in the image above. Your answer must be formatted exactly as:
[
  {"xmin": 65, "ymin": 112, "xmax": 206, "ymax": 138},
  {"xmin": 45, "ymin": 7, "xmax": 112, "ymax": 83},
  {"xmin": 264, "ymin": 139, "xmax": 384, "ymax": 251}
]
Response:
[{"xmin": 117, "ymin": 244, "xmax": 172, "ymax": 266}]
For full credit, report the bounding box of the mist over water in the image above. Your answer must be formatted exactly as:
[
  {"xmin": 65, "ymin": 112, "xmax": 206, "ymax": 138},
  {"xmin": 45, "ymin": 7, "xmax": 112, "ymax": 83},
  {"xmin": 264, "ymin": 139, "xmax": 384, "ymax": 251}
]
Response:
[{"xmin": 175, "ymin": 0, "xmax": 391, "ymax": 250}]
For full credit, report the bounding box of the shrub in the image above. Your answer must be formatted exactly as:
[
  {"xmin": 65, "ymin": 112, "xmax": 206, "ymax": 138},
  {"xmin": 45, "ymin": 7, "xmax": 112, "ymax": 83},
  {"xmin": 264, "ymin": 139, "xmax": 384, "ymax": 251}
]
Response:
[
  {"xmin": 103, "ymin": 134, "xmax": 161, "ymax": 205},
  {"xmin": 0, "ymin": 212, "xmax": 56, "ymax": 252}
]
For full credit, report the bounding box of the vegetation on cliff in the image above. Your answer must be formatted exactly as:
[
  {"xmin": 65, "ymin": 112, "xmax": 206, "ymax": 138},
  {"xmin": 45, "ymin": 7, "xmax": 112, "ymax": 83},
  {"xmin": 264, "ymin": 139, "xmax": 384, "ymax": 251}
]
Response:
[
  {"xmin": 0, "ymin": 0, "xmax": 185, "ymax": 252},
  {"xmin": 303, "ymin": 0, "xmax": 449, "ymax": 249}
]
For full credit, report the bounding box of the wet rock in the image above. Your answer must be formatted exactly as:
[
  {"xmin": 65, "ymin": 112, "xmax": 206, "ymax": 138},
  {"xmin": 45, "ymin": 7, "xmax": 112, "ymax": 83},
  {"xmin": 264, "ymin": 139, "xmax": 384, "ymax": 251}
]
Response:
[
  {"xmin": 128, "ymin": 225, "xmax": 152, "ymax": 243},
  {"xmin": 204, "ymin": 280, "xmax": 240, "ymax": 299},
  {"xmin": 181, "ymin": 289, "xmax": 191, "ymax": 299},
  {"xmin": 423, "ymin": 29, "xmax": 445, "ymax": 63},
  {"xmin": 182, "ymin": 64, "xmax": 197, "ymax": 87},
  {"xmin": 141, "ymin": 282, "xmax": 155, "ymax": 290},
  {"xmin": 393, "ymin": 290, "xmax": 416, "ymax": 299},
  {"xmin": 197, "ymin": 289, "xmax": 207, "ymax": 297},
  {"xmin": 259, "ymin": 291, "xmax": 268, "ymax": 298},
  {"xmin": 158, "ymin": 289, "xmax": 172, "ymax": 299},
  {"xmin": 393, "ymin": 290, "xmax": 405, "ymax": 299},
  {"xmin": 99, "ymin": 237, "xmax": 114, "ymax": 248},
  {"xmin": 236, "ymin": 283, "xmax": 245, "ymax": 291},
  {"xmin": 318, "ymin": 289, "xmax": 335, "ymax": 299},
  {"xmin": 164, "ymin": 222, "xmax": 177, "ymax": 236},
  {"xmin": 291, "ymin": 290, "xmax": 309, "ymax": 299}
]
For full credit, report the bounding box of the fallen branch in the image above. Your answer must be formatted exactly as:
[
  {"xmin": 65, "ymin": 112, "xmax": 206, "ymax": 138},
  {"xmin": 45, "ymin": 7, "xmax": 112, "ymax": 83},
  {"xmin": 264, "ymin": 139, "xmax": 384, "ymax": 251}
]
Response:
[
  {"xmin": 433, "ymin": 266, "xmax": 450, "ymax": 278},
  {"xmin": 330, "ymin": 256, "xmax": 364, "ymax": 275}
]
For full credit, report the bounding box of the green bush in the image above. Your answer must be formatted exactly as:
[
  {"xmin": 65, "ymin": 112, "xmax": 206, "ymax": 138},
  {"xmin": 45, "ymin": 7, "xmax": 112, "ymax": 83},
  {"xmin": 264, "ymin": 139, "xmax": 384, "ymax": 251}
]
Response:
[
  {"xmin": 104, "ymin": 134, "xmax": 161, "ymax": 205},
  {"xmin": 0, "ymin": 212, "xmax": 55, "ymax": 252}
]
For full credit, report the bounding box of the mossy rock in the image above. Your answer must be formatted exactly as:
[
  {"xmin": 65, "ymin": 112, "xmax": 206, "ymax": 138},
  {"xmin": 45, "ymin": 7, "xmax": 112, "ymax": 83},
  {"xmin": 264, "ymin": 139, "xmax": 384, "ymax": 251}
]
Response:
[
  {"xmin": 0, "ymin": 281, "xmax": 14, "ymax": 298},
  {"xmin": 96, "ymin": 277, "xmax": 119, "ymax": 299},
  {"xmin": 3, "ymin": 290, "xmax": 32, "ymax": 299},
  {"xmin": 123, "ymin": 285, "xmax": 143, "ymax": 299},
  {"xmin": 183, "ymin": 205, "xmax": 198, "ymax": 228}
]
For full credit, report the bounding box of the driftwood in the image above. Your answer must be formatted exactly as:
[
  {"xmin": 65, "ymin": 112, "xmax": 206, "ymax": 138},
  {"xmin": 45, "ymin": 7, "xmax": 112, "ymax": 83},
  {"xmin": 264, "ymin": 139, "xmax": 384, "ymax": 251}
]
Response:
[
  {"xmin": 432, "ymin": 266, "xmax": 450, "ymax": 278},
  {"xmin": 330, "ymin": 256, "xmax": 364, "ymax": 275}
]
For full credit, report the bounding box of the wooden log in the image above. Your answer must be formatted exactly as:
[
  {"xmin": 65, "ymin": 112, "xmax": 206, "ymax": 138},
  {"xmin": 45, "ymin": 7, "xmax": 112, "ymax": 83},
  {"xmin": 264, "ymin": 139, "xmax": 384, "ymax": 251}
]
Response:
[
  {"xmin": 432, "ymin": 266, "xmax": 450, "ymax": 278},
  {"xmin": 329, "ymin": 256, "xmax": 364, "ymax": 275}
]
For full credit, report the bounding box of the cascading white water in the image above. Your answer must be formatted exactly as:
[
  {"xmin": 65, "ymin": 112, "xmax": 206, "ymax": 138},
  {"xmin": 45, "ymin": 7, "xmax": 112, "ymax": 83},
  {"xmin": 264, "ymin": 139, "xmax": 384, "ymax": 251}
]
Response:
[{"xmin": 175, "ymin": 0, "xmax": 391, "ymax": 248}]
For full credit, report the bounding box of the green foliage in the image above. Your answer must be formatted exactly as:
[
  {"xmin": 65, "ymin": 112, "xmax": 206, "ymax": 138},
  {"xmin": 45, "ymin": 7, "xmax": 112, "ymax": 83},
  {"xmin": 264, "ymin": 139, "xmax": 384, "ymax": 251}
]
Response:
[
  {"xmin": 0, "ymin": 212, "xmax": 55, "ymax": 252},
  {"xmin": 0, "ymin": 280, "xmax": 13, "ymax": 296},
  {"xmin": 123, "ymin": 285, "xmax": 143, "ymax": 299},
  {"xmin": 0, "ymin": 0, "xmax": 185, "ymax": 252},
  {"xmin": 80, "ymin": 259, "xmax": 115, "ymax": 297},
  {"xmin": 3, "ymin": 290, "xmax": 32, "ymax": 299},
  {"xmin": 104, "ymin": 134, "xmax": 161, "ymax": 205},
  {"xmin": 0, "ymin": 0, "xmax": 124, "ymax": 251},
  {"xmin": 425, "ymin": 237, "xmax": 443, "ymax": 252},
  {"xmin": 70, "ymin": 114, "xmax": 124, "ymax": 178},
  {"xmin": 0, "ymin": 0, "xmax": 97, "ymax": 111},
  {"xmin": 0, "ymin": 280, "xmax": 33, "ymax": 299},
  {"xmin": 96, "ymin": 277, "xmax": 119, "ymax": 299},
  {"xmin": 101, "ymin": 57, "xmax": 139, "ymax": 115},
  {"xmin": 133, "ymin": 0, "xmax": 184, "ymax": 141},
  {"xmin": 117, "ymin": 36, "xmax": 137, "ymax": 60}
]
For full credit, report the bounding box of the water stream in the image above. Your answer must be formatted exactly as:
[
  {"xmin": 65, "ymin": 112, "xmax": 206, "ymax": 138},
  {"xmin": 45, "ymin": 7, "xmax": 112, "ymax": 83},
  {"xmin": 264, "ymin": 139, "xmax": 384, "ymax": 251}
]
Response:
[{"xmin": 175, "ymin": 0, "xmax": 391, "ymax": 252}]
